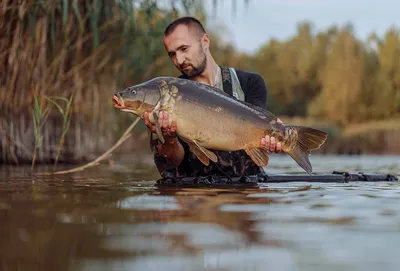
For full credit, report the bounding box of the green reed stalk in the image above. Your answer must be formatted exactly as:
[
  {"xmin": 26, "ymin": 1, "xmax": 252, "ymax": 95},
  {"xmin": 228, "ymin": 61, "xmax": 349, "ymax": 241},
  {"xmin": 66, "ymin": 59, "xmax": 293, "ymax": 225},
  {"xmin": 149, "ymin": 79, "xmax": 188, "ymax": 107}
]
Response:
[
  {"xmin": 46, "ymin": 95, "xmax": 74, "ymax": 169},
  {"xmin": 31, "ymin": 95, "xmax": 51, "ymax": 169}
]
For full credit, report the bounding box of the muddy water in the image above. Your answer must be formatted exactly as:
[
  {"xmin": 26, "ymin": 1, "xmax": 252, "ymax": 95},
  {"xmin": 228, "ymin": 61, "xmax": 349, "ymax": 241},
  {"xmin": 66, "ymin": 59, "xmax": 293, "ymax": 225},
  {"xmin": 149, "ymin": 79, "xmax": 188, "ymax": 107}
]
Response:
[{"xmin": 0, "ymin": 154, "xmax": 399, "ymax": 271}]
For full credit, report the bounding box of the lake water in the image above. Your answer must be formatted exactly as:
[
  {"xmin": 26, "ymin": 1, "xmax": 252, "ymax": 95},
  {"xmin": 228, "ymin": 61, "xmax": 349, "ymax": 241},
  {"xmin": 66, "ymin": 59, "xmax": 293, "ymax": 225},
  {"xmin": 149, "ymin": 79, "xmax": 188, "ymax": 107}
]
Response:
[{"xmin": 0, "ymin": 154, "xmax": 399, "ymax": 271}]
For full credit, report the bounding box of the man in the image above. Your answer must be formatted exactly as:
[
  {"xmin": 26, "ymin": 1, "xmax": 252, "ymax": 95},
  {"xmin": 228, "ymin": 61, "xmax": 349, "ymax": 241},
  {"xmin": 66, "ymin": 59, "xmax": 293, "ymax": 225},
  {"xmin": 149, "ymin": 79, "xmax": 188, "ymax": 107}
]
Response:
[{"xmin": 143, "ymin": 16, "xmax": 282, "ymax": 179}]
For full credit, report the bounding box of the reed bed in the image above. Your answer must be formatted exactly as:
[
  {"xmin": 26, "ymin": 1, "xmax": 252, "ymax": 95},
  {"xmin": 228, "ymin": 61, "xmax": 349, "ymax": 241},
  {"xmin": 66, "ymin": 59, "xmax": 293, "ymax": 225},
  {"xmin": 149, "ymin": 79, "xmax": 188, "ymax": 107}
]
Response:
[{"xmin": 0, "ymin": 0, "xmax": 204, "ymax": 166}]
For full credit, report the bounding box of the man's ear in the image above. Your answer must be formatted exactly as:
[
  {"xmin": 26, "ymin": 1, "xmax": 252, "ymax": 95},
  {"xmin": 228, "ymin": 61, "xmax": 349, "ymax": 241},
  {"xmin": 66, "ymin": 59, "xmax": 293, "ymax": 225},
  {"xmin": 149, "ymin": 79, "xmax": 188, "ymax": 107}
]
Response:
[{"xmin": 201, "ymin": 34, "xmax": 210, "ymax": 49}]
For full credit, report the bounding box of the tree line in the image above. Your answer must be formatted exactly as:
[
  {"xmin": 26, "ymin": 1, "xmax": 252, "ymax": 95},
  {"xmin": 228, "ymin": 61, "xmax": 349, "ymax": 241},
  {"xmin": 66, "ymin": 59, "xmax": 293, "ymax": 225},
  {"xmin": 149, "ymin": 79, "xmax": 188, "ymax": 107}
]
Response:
[{"xmin": 215, "ymin": 22, "xmax": 400, "ymax": 126}]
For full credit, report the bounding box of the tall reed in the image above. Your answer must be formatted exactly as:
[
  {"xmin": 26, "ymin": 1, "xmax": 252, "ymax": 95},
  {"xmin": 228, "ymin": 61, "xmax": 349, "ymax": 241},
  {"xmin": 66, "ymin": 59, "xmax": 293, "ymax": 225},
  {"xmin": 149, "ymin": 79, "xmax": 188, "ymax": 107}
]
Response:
[
  {"xmin": 0, "ymin": 0, "xmax": 205, "ymax": 164},
  {"xmin": 46, "ymin": 95, "xmax": 74, "ymax": 169},
  {"xmin": 31, "ymin": 95, "xmax": 51, "ymax": 169}
]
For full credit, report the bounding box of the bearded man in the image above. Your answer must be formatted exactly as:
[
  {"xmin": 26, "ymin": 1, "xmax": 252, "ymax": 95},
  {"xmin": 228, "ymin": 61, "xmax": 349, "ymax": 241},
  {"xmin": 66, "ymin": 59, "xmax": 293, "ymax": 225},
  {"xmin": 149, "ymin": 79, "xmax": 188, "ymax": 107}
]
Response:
[{"xmin": 143, "ymin": 16, "xmax": 282, "ymax": 179}]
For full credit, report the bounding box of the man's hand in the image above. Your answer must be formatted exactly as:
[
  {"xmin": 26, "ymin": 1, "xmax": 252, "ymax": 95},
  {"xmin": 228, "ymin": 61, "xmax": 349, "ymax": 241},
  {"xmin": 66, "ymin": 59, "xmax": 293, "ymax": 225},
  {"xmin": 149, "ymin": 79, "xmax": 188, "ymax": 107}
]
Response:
[
  {"xmin": 144, "ymin": 111, "xmax": 184, "ymax": 166},
  {"xmin": 260, "ymin": 118, "xmax": 283, "ymax": 153},
  {"xmin": 144, "ymin": 111, "xmax": 178, "ymax": 144}
]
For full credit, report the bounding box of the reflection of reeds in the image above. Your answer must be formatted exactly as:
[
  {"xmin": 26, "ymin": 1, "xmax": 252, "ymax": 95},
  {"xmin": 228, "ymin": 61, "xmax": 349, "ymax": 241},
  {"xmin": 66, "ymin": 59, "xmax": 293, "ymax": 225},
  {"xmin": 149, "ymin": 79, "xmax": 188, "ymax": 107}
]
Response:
[{"xmin": 0, "ymin": 0, "xmax": 204, "ymax": 164}]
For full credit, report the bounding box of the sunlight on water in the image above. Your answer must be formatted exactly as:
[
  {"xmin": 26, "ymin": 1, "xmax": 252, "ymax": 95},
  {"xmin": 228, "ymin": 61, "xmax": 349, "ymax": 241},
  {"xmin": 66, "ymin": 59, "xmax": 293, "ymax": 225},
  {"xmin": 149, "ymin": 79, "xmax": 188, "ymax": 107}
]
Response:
[{"xmin": 0, "ymin": 155, "xmax": 399, "ymax": 271}]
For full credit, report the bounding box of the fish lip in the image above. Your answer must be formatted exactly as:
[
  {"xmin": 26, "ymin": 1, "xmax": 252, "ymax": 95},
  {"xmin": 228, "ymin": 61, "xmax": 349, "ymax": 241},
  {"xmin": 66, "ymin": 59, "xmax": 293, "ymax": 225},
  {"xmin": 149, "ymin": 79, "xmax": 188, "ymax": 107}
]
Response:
[{"xmin": 112, "ymin": 94, "xmax": 125, "ymax": 109}]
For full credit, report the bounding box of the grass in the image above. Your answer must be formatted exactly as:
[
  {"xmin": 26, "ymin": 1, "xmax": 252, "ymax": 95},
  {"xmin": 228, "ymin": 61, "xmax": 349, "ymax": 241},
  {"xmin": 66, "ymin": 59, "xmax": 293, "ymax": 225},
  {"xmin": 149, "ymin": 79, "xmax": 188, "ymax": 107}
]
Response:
[
  {"xmin": 46, "ymin": 94, "xmax": 74, "ymax": 169},
  {"xmin": 342, "ymin": 118, "xmax": 400, "ymax": 137},
  {"xmin": 31, "ymin": 95, "xmax": 51, "ymax": 169},
  {"xmin": 31, "ymin": 93, "xmax": 74, "ymax": 170}
]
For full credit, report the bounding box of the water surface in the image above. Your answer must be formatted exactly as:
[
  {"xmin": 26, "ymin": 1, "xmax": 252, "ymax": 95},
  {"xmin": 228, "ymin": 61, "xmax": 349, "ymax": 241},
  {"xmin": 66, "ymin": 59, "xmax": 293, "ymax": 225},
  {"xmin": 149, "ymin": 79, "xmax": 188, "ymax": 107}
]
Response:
[{"xmin": 0, "ymin": 154, "xmax": 399, "ymax": 271}]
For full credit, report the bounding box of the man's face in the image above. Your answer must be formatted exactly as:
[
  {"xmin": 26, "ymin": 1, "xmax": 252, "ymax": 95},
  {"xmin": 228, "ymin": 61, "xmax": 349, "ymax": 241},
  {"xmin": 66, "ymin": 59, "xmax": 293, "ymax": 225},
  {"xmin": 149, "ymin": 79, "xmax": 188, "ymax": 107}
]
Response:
[{"xmin": 163, "ymin": 25, "xmax": 207, "ymax": 77}]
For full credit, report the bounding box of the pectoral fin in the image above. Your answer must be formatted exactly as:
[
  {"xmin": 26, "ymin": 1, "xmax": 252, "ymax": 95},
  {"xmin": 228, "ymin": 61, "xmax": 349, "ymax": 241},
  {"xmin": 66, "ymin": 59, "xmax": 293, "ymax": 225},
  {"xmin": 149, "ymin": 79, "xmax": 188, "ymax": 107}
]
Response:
[
  {"xmin": 245, "ymin": 148, "xmax": 270, "ymax": 167},
  {"xmin": 188, "ymin": 143, "xmax": 211, "ymax": 165},
  {"xmin": 152, "ymin": 111, "xmax": 165, "ymax": 144},
  {"xmin": 193, "ymin": 141, "xmax": 218, "ymax": 163},
  {"xmin": 181, "ymin": 138, "xmax": 217, "ymax": 166}
]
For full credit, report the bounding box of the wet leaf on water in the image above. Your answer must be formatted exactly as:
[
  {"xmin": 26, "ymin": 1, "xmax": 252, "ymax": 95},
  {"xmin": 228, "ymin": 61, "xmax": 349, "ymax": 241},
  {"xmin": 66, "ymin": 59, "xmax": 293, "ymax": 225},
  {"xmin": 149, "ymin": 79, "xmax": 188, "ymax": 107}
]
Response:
[
  {"xmin": 361, "ymin": 194, "xmax": 382, "ymax": 198},
  {"xmin": 380, "ymin": 210, "xmax": 397, "ymax": 216},
  {"xmin": 310, "ymin": 203, "xmax": 333, "ymax": 209},
  {"xmin": 286, "ymin": 185, "xmax": 313, "ymax": 193},
  {"xmin": 297, "ymin": 216, "xmax": 356, "ymax": 225}
]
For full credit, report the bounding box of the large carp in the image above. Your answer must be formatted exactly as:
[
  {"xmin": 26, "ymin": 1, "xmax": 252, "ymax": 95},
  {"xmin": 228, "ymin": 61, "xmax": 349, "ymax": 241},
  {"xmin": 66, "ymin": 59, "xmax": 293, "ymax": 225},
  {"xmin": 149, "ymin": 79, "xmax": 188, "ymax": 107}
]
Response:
[{"xmin": 112, "ymin": 77, "xmax": 328, "ymax": 174}]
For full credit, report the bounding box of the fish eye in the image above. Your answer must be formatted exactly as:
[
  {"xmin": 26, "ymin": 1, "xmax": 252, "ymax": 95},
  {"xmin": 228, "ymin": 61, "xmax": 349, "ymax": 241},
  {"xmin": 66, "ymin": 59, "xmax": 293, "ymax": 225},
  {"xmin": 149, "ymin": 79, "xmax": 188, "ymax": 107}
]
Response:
[{"xmin": 131, "ymin": 89, "xmax": 136, "ymax": 94}]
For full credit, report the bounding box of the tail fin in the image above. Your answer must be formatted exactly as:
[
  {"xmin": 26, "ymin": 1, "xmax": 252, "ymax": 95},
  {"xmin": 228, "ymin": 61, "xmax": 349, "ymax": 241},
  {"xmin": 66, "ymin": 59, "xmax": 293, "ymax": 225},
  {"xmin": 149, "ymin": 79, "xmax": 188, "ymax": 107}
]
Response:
[{"xmin": 286, "ymin": 126, "xmax": 328, "ymax": 175}]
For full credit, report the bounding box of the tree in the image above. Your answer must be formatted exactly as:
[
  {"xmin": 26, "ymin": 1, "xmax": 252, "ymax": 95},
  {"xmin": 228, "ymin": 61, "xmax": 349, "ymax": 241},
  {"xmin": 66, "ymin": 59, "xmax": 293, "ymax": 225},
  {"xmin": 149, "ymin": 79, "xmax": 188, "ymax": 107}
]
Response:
[
  {"xmin": 309, "ymin": 25, "xmax": 364, "ymax": 125},
  {"xmin": 375, "ymin": 27, "xmax": 400, "ymax": 117}
]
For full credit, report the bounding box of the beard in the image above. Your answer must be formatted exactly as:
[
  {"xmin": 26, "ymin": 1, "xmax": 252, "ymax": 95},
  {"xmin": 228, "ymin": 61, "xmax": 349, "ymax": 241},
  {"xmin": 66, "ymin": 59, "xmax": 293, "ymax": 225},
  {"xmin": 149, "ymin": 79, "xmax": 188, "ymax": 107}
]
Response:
[{"xmin": 180, "ymin": 48, "xmax": 207, "ymax": 78}]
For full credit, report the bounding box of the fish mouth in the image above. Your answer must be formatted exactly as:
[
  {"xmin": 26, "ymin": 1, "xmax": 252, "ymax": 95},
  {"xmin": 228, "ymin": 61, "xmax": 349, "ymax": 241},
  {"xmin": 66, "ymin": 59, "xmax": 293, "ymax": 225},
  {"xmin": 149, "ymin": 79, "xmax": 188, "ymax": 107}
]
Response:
[{"xmin": 112, "ymin": 94, "xmax": 125, "ymax": 109}]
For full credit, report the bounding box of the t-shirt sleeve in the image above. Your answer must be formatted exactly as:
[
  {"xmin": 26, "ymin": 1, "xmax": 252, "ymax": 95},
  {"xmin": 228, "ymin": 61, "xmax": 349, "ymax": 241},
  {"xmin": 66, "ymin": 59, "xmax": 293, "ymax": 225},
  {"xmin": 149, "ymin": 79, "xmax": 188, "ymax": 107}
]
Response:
[{"xmin": 238, "ymin": 71, "xmax": 268, "ymax": 109}]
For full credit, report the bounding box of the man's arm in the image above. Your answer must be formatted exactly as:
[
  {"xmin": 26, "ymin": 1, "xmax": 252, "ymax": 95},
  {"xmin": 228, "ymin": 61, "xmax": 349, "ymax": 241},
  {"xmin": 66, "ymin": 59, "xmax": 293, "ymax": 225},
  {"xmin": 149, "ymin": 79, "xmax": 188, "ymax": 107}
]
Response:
[{"xmin": 242, "ymin": 72, "xmax": 268, "ymax": 109}]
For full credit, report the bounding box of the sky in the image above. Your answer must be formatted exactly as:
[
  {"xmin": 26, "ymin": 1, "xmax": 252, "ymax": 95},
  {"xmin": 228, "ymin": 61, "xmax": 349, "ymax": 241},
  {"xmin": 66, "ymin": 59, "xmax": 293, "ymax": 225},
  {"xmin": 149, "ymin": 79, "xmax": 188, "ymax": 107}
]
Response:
[{"xmin": 203, "ymin": 0, "xmax": 400, "ymax": 54}]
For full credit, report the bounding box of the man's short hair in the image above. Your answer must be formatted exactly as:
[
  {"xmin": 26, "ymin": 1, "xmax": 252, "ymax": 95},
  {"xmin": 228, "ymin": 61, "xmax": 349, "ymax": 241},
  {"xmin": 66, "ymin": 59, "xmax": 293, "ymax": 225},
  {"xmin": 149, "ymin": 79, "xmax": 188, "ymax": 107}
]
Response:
[{"xmin": 164, "ymin": 16, "xmax": 207, "ymax": 37}]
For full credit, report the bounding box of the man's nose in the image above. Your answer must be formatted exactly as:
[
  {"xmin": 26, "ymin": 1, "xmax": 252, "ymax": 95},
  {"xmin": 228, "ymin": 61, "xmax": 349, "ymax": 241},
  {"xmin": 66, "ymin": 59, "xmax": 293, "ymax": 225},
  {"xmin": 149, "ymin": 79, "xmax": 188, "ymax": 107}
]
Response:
[{"xmin": 176, "ymin": 53, "xmax": 185, "ymax": 65}]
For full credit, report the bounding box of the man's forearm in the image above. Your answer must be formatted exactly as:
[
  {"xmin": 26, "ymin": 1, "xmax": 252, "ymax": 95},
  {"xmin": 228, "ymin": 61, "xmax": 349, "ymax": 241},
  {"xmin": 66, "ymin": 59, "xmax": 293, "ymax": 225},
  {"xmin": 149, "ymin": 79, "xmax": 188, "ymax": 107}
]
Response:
[{"xmin": 156, "ymin": 137, "xmax": 185, "ymax": 167}]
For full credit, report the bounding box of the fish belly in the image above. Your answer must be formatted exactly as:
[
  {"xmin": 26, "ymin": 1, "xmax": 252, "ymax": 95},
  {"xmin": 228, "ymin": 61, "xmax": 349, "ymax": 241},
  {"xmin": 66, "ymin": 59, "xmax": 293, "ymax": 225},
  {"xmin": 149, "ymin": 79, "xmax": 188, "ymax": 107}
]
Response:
[{"xmin": 173, "ymin": 100, "xmax": 264, "ymax": 151}]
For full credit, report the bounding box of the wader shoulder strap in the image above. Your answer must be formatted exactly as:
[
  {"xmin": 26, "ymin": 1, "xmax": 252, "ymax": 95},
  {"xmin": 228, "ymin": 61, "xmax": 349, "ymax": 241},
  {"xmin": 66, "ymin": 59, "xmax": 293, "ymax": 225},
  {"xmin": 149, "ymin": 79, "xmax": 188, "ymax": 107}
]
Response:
[
  {"xmin": 220, "ymin": 66, "xmax": 245, "ymax": 101},
  {"xmin": 229, "ymin": 68, "xmax": 245, "ymax": 101},
  {"xmin": 221, "ymin": 66, "xmax": 233, "ymax": 96}
]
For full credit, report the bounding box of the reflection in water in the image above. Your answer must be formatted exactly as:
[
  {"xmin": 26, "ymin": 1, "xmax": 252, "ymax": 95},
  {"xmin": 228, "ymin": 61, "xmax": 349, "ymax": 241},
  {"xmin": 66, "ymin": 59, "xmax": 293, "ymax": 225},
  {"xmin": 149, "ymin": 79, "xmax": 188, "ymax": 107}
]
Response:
[{"xmin": 0, "ymin": 155, "xmax": 399, "ymax": 271}]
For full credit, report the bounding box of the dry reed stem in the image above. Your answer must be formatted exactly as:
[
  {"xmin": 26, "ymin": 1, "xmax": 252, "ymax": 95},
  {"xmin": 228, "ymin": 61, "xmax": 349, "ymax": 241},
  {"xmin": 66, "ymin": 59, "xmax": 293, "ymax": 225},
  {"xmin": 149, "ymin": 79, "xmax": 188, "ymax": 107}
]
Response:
[
  {"xmin": 0, "ymin": 122, "xmax": 32, "ymax": 160},
  {"xmin": 34, "ymin": 117, "xmax": 141, "ymax": 176}
]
